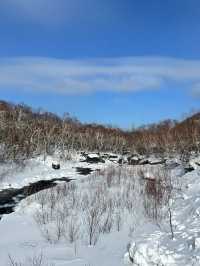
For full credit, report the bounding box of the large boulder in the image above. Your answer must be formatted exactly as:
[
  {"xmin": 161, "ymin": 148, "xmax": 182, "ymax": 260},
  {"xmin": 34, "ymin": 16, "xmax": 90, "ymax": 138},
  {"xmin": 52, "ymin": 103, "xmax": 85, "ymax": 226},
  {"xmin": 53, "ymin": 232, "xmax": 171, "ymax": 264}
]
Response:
[
  {"xmin": 82, "ymin": 153, "xmax": 105, "ymax": 164},
  {"xmin": 139, "ymin": 158, "xmax": 150, "ymax": 165},
  {"xmin": 184, "ymin": 156, "xmax": 200, "ymax": 173},
  {"xmin": 102, "ymin": 153, "xmax": 119, "ymax": 163},
  {"xmin": 127, "ymin": 155, "xmax": 141, "ymax": 165},
  {"xmin": 165, "ymin": 158, "xmax": 181, "ymax": 169},
  {"xmin": 135, "ymin": 156, "xmax": 166, "ymax": 166},
  {"xmin": 52, "ymin": 162, "xmax": 60, "ymax": 170},
  {"xmin": 142, "ymin": 156, "xmax": 166, "ymax": 165},
  {"xmin": 189, "ymin": 156, "xmax": 200, "ymax": 168},
  {"xmin": 108, "ymin": 154, "xmax": 118, "ymax": 159},
  {"xmin": 118, "ymin": 156, "xmax": 128, "ymax": 165},
  {"xmin": 122, "ymin": 150, "xmax": 131, "ymax": 156}
]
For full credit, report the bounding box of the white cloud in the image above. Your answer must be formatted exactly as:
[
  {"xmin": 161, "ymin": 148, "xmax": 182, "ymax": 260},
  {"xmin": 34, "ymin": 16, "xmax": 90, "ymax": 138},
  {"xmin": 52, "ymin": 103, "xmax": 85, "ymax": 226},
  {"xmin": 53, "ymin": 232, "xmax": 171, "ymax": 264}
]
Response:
[{"xmin": 0, "ymin": 56, "xmax": 200, "ymax": 95}]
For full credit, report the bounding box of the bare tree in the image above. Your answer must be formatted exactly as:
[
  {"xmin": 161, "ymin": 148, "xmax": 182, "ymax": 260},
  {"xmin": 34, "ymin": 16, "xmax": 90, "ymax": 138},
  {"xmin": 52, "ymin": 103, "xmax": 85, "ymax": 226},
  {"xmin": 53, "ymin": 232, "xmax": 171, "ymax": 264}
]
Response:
[{"xmin": 84, "ymin": 204, "xmax": 103, "ymax": 246}]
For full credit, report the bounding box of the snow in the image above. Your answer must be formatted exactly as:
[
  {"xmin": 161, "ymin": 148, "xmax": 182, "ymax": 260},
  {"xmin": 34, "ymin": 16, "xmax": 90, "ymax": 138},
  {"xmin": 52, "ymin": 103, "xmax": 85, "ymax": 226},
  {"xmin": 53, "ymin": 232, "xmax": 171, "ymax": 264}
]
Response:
[
  {"xmin": 0, "ymin": 153, "xmax": 109, "ymax": 191},
  {"xmin": 0, "ymin": 199, "xmax": 129, "ymax": 266},
  {"xmin": 188, "ymin": 156, "xmax": 200, "ymax": 170},
  {"xmin": 124, "ymin": 168, "xmax": 200, "ymax": 266},
  {"xmin": 87, "ymin": 153, "xmax": 100, "ymax": 159},
  {"xmin": 1, "ymin": 153, "xmax": 200, "ymax": 265},
  {"xmin": 0, "ymin": 156, "xmax": 135, "ymax": 265}
]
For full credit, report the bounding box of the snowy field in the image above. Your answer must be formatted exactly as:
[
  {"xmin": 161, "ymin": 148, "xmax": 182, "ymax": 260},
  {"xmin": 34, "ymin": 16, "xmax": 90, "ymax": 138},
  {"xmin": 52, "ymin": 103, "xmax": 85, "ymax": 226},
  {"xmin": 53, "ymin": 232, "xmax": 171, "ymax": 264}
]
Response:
[
  {"xmin": 0, "ymin": 153, "xmax": 113, "ymax": 191},
  {"xmin": 1, "ymin": 153, "xmax": 200, "ymax": 265}
]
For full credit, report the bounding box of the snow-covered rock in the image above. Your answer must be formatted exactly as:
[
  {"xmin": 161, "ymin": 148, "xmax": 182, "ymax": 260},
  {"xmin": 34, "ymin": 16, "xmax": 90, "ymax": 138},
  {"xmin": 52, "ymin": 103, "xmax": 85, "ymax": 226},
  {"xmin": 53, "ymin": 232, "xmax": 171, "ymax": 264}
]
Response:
[
  {"xmin": 187, "ymin": 156, "xmax": 200, "ymax": 170},
  {"xmin": 127, "ymin": 155, "xmax": 141, "ymax": 165},
  {"xmin": 165, "ymin": 158, "xmax": 181, "ymax": 169},
  {"xmin": 147, "ymin": 156, "xmax": 166, "ymax": 165},
  {"xmin": 52, "ymin": 162, "xmax": 60, "ymax": 170},
  {"xmin": 84, "ymin": 153, "xmax": 105, "ymax": 163}
]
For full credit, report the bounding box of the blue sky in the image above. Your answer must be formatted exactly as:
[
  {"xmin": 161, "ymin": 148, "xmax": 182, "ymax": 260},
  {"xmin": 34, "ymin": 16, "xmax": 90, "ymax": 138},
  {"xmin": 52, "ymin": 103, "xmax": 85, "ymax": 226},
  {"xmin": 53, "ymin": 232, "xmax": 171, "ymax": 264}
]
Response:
[{"xmin": 0, "ymin": 0, "xmax": 200, "ymax": 128}]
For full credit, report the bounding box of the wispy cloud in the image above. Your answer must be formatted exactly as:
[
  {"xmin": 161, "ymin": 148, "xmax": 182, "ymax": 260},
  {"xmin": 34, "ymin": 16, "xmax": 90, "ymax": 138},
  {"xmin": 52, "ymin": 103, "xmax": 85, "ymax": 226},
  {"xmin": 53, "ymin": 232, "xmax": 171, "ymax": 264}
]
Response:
[{"xmin": 0, "ymin": 56, "xmax": 200, "ymax": 95}]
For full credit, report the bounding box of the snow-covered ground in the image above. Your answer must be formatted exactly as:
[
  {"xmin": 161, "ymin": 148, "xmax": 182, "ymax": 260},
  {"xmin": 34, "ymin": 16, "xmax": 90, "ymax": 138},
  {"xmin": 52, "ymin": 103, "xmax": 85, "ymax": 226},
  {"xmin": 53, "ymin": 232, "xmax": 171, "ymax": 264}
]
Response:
[
  {"xmin": 0, "ymin": 154, "xmax": 131, "ymax": 266},
  {"xmin": 1, "ymin": 212, "xmax": 129, "ymax": 266},
  {"xmin": 0, "ymin": 153, "xmax": 112, "ymax": 190},
  {"xmin": 124, "ymin": 169, "xmax": 200, "ymax": 265},
  {"xmin": 1, "ymin": 154, "xmax": 200, "ymax": 266}
]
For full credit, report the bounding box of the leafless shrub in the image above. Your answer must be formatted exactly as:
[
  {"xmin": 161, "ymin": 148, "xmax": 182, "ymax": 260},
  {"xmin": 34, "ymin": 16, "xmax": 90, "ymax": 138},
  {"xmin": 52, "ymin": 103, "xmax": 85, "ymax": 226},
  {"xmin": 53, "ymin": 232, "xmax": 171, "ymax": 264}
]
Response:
[
  {"xmin": 8, "ymin": 253, "xmax": 54, "ymax": 266},
  {"xmin": 31, "ymin": 163, "xmax": 174, "ymax": 248},
  {"xmin": 34, "ymin": 208, "xmax": 51, "ymax": 227},
  {"xmin": 100, "ymin": 209, "xmax": 114, "ymax": 234},
  {"xmin": 168, "ymin": 202, "xmax": 174, "ymax": 240},
  {"xmin": 8, "ymin": 254, "xmax": 22, "ymax": 266},
  {"xmin": 33, "ymin": 164, "xmax": 139, "ymax": 244},
  {"xmin": 115, "ymin": 210, "xmax": 123, "ymax": 232},
  {"xmin": 139, "ymin": 168, "xmax": 172, "ymax": 221},
  {"xmin": 84, "ymin": 203, "xmax": 104, "ymax": 245},
  {"xmin": 54, "ymin": 214, "xmax": 65, "ymax": 242},
  {"xmin": 64, "ymin": 215, "xmax": 80, "ymax": 243}
]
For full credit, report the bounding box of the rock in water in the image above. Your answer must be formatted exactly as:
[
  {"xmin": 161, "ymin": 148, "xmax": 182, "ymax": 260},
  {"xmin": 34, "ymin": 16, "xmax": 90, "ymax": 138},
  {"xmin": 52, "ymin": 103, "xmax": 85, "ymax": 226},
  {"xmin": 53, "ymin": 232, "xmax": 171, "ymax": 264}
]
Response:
[{"xmin": 52, "ymin": 163, "xmax": 60, "ymax": 170}]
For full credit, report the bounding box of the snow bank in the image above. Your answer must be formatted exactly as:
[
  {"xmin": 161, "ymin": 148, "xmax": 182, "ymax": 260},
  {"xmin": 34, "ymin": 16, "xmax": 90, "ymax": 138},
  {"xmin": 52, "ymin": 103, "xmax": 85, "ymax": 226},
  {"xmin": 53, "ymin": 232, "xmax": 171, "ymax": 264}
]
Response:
[{"xmin": 125, "ymin": 168, "xmax": 200, "ymax": 266}]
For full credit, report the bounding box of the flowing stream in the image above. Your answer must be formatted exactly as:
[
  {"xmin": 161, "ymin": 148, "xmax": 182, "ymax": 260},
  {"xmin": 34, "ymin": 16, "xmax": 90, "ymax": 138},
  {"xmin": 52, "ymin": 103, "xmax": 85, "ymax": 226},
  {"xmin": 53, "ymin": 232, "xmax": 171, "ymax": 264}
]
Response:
[{"xmin": 0, "ymin": 166, "xmax": 93, "ymax": 219}]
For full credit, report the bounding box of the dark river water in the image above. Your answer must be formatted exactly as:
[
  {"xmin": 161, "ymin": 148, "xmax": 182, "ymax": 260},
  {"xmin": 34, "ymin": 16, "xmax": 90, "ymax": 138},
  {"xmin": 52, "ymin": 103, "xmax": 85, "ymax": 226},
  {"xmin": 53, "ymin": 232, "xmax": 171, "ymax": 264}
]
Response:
[{"xmin": 0, "ymin": 166, "xmax": 93, "ymax": 219}]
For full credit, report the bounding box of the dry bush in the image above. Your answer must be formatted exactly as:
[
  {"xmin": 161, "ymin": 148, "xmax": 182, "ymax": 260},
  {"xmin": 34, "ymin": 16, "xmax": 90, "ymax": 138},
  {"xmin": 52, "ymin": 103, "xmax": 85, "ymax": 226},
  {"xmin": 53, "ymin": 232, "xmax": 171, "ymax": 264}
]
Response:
[
  {"xmin": 8, "ymin": 253, "xmax": 54, "ymax": 266},
  {"xmin": 32, "ymin": 164, "xmax": 173, "ymax": 246},
  {"xmin": 64, "ymin": 215, "xmax": 80, "ymax": 243},
  {"xmin": 84, "ymin": 204, "xmax": 103, "ymax": 245},
  {"xmin": 139, "ymin": 167, "xmax": 172, "ymax": 221}
]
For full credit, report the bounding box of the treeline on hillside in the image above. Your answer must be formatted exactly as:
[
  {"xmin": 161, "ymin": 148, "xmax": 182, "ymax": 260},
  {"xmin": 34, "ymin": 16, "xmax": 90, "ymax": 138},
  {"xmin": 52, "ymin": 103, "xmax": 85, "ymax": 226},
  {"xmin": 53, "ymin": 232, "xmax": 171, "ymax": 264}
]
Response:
[{"xmin": 0, "ymin": 100, "xmax": 199, "ymax": 162}]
